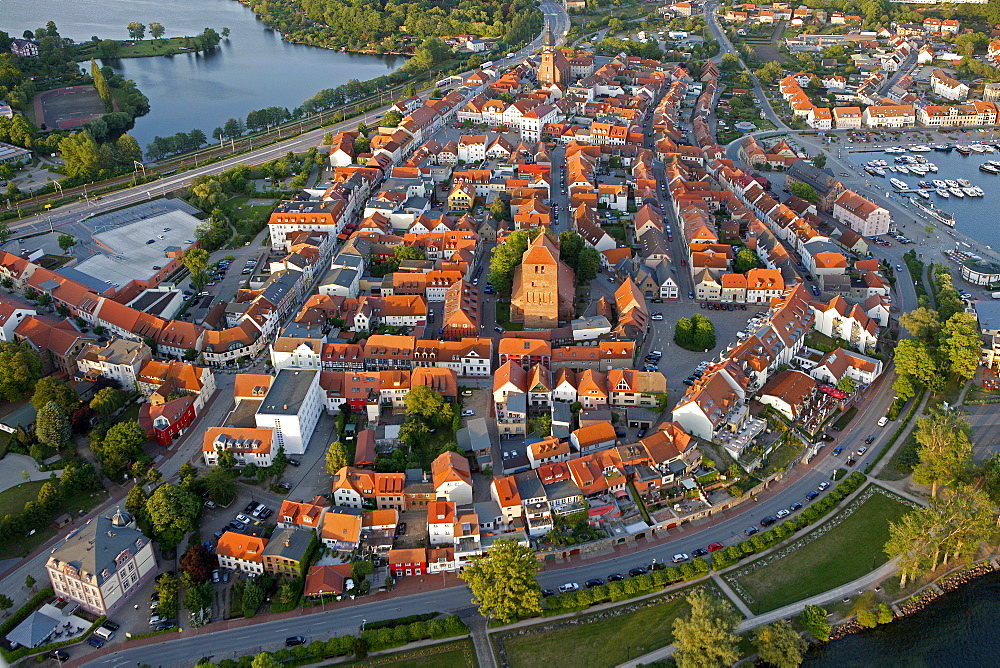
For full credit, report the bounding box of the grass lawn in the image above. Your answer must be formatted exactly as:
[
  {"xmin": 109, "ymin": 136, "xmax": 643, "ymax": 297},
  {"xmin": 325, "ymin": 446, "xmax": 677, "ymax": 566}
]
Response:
[
  {"xmin": 75, "ymin": 37, "xmax": 205, "ymax": 60},
  {"xmin": 878, "ymin": 432, "xmax": 918, "ymax": 482},
  {"xmin": 500, "ymin": 593, "xmax": 694, "ymax": 668},
  {"xmin": 344, "ymin": 640, "xmax": 476, "ymax": 667},
  {"xmin": 493, "ymin": 301, "xmax": 523, "ymax": 332},
  {"xmin": 0, "ymin": 482, "xmax": 109, "ymax": 559},
  {"xmin": 732, "ymin": 490, "xmax": 912, "ymax": 612},
  {"xmin": 220, "ymin": 196, "xmax": 276, "ymax": 247}
]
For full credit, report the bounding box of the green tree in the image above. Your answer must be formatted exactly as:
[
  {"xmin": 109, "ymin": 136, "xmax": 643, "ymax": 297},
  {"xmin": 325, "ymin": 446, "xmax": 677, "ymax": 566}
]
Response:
[
  {"xmin": 243, "ymin": 579, "xmax": 265, "ymax": 617},
  {"xmin": 404, "ymin": 384, "xmax": 452, "ymax": 426},
  {"xmin": 836, "ymin": 376, "xmax": 856, "ymax": 394},
  {"xmin": 490, "ymin": 195, "xmax": 511, "ymax": 221},
  {"xmin": 394, "ymin": 244, "xmax": 425, "ymax": 261},
  {"xmin": 0, "ymin": 594, "xmax": 13, "ymax": 611},
  {"xmin": 149, "ymin": 22, "xmax": 165, "ymax": 40},
  {"xmin": 145, "ymin": 483, "xmax": 200, "ymax": 549},
  {"xmin": 57, "ymin": 233, "xmax": 76, "ymax": 254},
  {"xmin": 381, "ymin": 110, "xmax": 402, "ymax": 126},
  {"xmin": 672, "ymin": 589, "xmax": 742, "ymax": 668},
  {"xmin": 250, "ymin": 652, "xmax": 280, "ymax": 668},
  {"xmin": 894, "ymin": 339, "xmax": 943, "ymax": 392},
  {"xmin": 325, "ymin": 440, "xmax": 349, "ymax": 475},
  {"xmin": 37, "ymin": 480, "xmax": 61, "ymax": 510},
  {"xmin": 753, "ymin": 620, "xmax": 808, "ymax": 667},
  {"xmin": 24, "ymin": 574, "xmax": 35, "ymax": 591},
  {"xmin": 797, "ymin": 605, "xmax": 831, "ymax": 641},
  {"xmin": 114, "ymin": 134, "xmax": 143, "ymax": 165},
  {"xmin": 31, "ymin": 377, "xmax": 80, "ymax": 413},
  {"xmin": 719, "ymin": 53, "xmax": 741, "ymax": 71},
  {"xmin": 90, "ymin": 59, "xmax": 112, "ymax": 113},
  {"xmin": 59, "ymin": 132, "xmax": 102, "ymax": 180},
  {"xmin": 125, "ymin": 484, "xmax": 149, "ymax": 518},
  {"xmin": 576, "ymin": 247, "xmax": 600, "ymax": 285},
  {"xmin": 899, "ymin": 306, "xmax": 941, "ymax": 343},
  {"xmin": 94, "ymin": 420, "xmax": 148, "ymax": 481},
  {"xmin": 35, "ymin": 401, "xmax": 71, "ymax": 451},
  {"xmin": 790, "ymin": 182, "xmax": 818, "ymax": 202},
  {"xmin": 813, "ymin": 152, "xmax": 827, "ymax": 169},
  {"xmin": 180, "ymin": 248, "xmax": 211, "ymax": 292},
  {"xmin": 90, "ymin": 387, "xmax": 125, "ymax": 415},
  {"xmin": 97, "ymin": 39, "xmax": 121, "ymax": 58},
  {"xmin": 488, "ymin": 229, "xmax": 538, "ymax": 296},
  {"xmin": 154, "ymin": 572, "xmax": 179, "ymax": 617},
  {"xmin": 939, "ymin": 312, "xmax": 982, "ymax": 381},
  {"xmin": 912, "ymin": 411, "xmax": 973, "ymax": 498},
  {"xmin": 201, "ymin": 465, "xmax": 238, "ymax": 506},
  {"xmin": 459, "ymin": 539, "xmax": 542, "ymax": 623},
  {"xmin": 733, "ymin": 247, "xmax": 760, "ymax": 273},
  {"xmin": 127, "ymin": 22, "xmax": 146, "ymax": 40},
  {"xmin": 558, "ymin": 230, "xmax": 584, "ymax": 269}
]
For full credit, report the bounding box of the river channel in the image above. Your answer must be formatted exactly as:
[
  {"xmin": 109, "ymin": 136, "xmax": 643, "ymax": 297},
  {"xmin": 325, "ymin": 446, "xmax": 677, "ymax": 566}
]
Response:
[{"xmin": 2, "ymin": 0, "xmax": 403, "ymax": 151}]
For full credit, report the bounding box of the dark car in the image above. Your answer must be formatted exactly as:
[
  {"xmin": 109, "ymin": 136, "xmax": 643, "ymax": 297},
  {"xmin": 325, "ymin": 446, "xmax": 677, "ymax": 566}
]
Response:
[
  {"xmin": 760, "ymin": 516, "xmax": 776, "ymax": 527},
  {"xmin": 789, "ymin": 502, "xmax": 803, "ymax": 512},
  {"xmin": 628, "ymin": 567, "xmax": 647, "ymax": 577},
  {"xmin": 86, "ymin": 637, "xmax": 104, "ymax": 648},
  {"xmin": 285, "ymin": 636, "xmax": 306, "ymax": 647},
  {"xmin": 865, "ymin": 434, "xmax": 876, "ymax": 444},
  {"xmin": 102, "ymin": 620, "xmax": 120, "ymax": 632},
  {"xmin": 744, "ymin": 526, "xmax": 759, "ymax": 536},
  {"xmin": 49, "ymin": 650, "xmax": 70, "ymax": 661},
  {"xmin": 396, "ymin": 522, "xmax": 407, "ymax": 536},
  {"xmin": 806, "ymin": 491, "xmax": 820, "ymax": 501},
  {"xmin": 542, "ymin": 589, "xmax": 556, "ymax": 597},
  {"xmin": 683, "ymin": 378, "xmax": 695, "ymax": 386},
  {"xmin": 230, "ymin": 521, "xmax": 246, "ymax": 531},
  {"xmin": 277, "ymin": 482, "xmax": 292, "ymax": 491},
  {"xmin": 287, "ymin": 458, "xmax": 301, "ymax": 467},
  {"xmin": 637, "ymin": 428, "xmax": 647, "ymax": 438},
  {"xmin": 832, "ymin": 446, "xmax": 844, "ymax": 456},
  {"xmin": 245, "ymin": 502, "xmax": 259, "ymax": 514},
  {"xmin": 607, "ymin": 573, "xmax": 625, "ymax": 581},
  {"xmin": 692, "ymin": 548, "xmax": 709, "ymax": 557},
  {"xmin": 585, "ymin": 578, "xmax": 605, "ymax": 588}
]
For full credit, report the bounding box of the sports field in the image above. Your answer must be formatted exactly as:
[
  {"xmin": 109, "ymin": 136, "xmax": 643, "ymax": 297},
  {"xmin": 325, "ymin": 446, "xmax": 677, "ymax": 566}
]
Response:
[{"xmin": 33, "ymin": 86, "xmax": 107, "ymax": 130}]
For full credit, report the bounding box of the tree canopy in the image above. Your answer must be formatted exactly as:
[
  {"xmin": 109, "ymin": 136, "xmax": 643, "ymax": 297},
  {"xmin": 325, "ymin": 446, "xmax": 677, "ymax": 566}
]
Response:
[
  {"xmin": 790, "ymin": 182, "xmax": 818, "ymax": 202},
  {"xmin": 911, "ymin": 411, "xmax": 973, "ymax": 498},
  {"xmin": 31, "ymin": 376, "xmax": 79, "ymax": 414},
  {"xmin": 672, "ymin": 589, "xmax": 742, "ymax": 668},
  {"xmin": 35, "ymin": 401, "xmax": 71, "ymax": 453},
  {"xmin": 753, "ymin": 620, "xmax": 808, "ymax": 668},
  {"xmin": 0, "ymin": 341, "xmax": 42, "ymax": 401},
  {"xmin": 325, "ymin": 440, "xmax": 349, "ymax": 475},
  {"xmin": 145, "ymin": 483, "xmax": 201, "ymax": 549},
  {"xmin": 459, "ymin": 539, "xmax": 541, "ymax": 623}
]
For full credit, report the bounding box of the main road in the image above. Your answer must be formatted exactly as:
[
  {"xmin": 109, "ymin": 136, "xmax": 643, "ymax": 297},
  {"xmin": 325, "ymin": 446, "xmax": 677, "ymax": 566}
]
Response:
[{"xmin": 10, "ymin": 0, "xmax": 571, "ymax": 242}]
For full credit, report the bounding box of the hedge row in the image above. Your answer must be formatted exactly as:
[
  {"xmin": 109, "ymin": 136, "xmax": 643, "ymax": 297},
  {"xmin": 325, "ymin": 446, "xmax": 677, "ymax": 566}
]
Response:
[
  {"xmin": 364, "ymin": 611, "xmax": 440, "ymax": 631},
  {"xmin": 194, "ymin": 615, "xmax": 468, "ymax": 667}
]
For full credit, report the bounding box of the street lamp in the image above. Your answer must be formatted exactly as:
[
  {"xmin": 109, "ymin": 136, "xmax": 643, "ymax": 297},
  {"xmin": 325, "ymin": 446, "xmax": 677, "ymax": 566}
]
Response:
[{"xmin": 361, "ymin": 618, "xmax": 367, "ymax": 632}]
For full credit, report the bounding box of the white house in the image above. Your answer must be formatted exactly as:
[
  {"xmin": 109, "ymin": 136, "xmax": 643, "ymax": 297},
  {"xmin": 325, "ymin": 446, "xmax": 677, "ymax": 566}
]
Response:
[{"xmin": 253, "ymin": 368, "xmax": 324, "ymax": 454}]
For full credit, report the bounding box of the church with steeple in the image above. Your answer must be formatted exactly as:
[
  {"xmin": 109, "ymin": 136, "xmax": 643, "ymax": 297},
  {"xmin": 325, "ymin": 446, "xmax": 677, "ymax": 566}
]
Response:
[
  {"xmin": 510, "ymin": 233, "xmax": 576, "ymax": 329},
  {"xmin": 537, "ymin": 27, "xmax": 570, "ymax": 87}
]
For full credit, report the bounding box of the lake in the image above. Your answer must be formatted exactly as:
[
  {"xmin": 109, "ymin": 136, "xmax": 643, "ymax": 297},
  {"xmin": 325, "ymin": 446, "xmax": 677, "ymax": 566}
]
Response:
[
  {"xmin": 2, "ymin": 0, "xmax": 403, "ymax": 151},
  {"xmin": 847, "ymin": 143, "xmax": 1000, "ymax": 252},
  {"xmin": 805, "ymin": 569, "xmax": 1000, "ymax": 667}
]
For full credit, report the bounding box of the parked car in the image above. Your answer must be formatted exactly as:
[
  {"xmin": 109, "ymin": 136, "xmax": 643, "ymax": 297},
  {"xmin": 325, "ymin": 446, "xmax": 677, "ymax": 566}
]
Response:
[
  {"xmin": 49, "ymin": 650, "xmax": 70, "ymax": 661},
  {"xmin": 865, "ymin": 434, "xmax": 876, "ymax": 444},
  {"xmin": 277, "ymin": 482, "xmax": 292, "ymax": 491},
  {"xmin": 832, "ymin": 446, "xmax": 844, "ymax": 456},
  {"xmin": 877, "ymin": 416, "xmax": 889, "ymax": 427},
  {"xmin": 691, "ymin": 548, "xmax": 709, "ymax": 557},
  {"xmin": 461, "ymin": 410, "xmax": 475, "ymax": 417},
  {"xmin": 288, "ymin": 459, "xmax": 301, "ymax": 467},
  {"xmin": 671, "ymin": 553, "xmax": 689, "ymax": 563},
  {"xmin": 558, "ymin": 582, "xmax": 580, "ymax": 593},
  {"xmin": 585, "ymin": 578, "xmax": 605, "ymax": 588},
  {"xmin": 607, "ymin": 573, "xmax": 625, "ymax": 581},
  {"xmin": 760, "ymin": 516, "xmax": 777, "ymax": 527},
  {"xmin": 743, "ymin": 526, "xmax": 759, "ymax": 536},
  {"xmin": 857, "ymin": 446, "xmax": 868, "ymax": 455},
  {"xmin": 212, "ymin": 569, "xmax": 220, "ymax": 583},
  {"xmin": 541, "ymin": 589, "xmax": 556, "ymax": 598},
  {"xmin": 628, "ymin": 567, "xmax": 647, "ymax": 577},
  {"xmin": 86, "ymin": 637, "xmax": 104, "ymax": 648},
  {"xmin": 286, "ymin": 636, "xmax": 306, "ymax": 647},
  {"xmin": 818, "ymin": 481, "xmax": 830, "ymax": 491},
  {"xmin": 789, "ymin": 502, "xmax": 803, "ymax": 512},
  {"xmin": 102, "ymin": 620, "xmax": 120, "ymax": 632},
  {"xmin": 236, "ymin": 514, "xmax": 252, "ymax": 524},
  {"xmin": 229, "ymin": 521, "xmax": 245, "ymax": 531},
  {"xmin": 806, "ymin": 491, "xmax": 820, "ymax": 501},
  {"xmin": 707, "ymin": 542, "xmax": 724, "ymax": 552},
  {"xmin": 775, "ymin": 509, "xmax": 790, "ymax": 519}
]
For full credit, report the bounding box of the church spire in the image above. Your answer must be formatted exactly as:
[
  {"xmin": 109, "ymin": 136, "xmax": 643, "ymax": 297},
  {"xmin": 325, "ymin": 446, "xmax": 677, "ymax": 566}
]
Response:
[{"xmin": 543, "ymin": 26, "xmax": 553, "ymax": 48}]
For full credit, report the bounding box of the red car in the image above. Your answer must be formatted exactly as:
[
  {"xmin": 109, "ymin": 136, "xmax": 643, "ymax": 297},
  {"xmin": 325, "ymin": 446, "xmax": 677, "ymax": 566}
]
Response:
[{"xmin": 707, "ymin": 542, "xmax": 725, "ymax": 552}]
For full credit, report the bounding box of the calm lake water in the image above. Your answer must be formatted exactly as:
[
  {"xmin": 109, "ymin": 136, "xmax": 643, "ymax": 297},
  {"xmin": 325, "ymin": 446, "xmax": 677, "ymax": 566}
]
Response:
[
  {"xmin": 2, "ymin": 0, "xmax": 403, "ymax": 150},
  {"xmin": 804, "ymin": 569, "xmax": 1000, "ymax": 667},
  {"xmin": 847, "ymin": 143, "xmax": 1000, "ymax": 252}
]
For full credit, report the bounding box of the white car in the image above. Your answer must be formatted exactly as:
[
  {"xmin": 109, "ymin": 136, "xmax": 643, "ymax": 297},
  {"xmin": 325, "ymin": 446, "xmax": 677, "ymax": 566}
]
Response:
[
  {"xmin": 877, "ymin": 416, "xmax": 889, "ymax": 427},
  {"xmin": 775, "ymin": 509, "xmax": 790, "ymax": 519},
  {"xmin": 461, "ymin": 410, "xmax": 475, "ymax": 417},
  {"xmin": 558, "ymin": 582, "xmax": 580, "ymax": 593},
  {"xmin": 671, "ymin": 553, "xmax": 689, "ymax": 563},
  {"xmin": 651, "ymin": 314, "xmax": 664, "ymax": 321},
  {"xmin": 236, "ymin": 514, "xmax": 252, "ymax": 524}
]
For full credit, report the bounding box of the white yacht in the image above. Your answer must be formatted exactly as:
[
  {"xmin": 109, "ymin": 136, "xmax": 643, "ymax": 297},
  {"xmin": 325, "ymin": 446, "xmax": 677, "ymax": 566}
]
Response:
[
  {"xmin": 958, "ymin": 178, "xmax": 972, "ymax": 187},
  {"xmin": 918, "ymin": 190, "xmax": 931, "ymax": 199},
  {"xmin": 937, "ymin": 188, "xmax": 950, "ymax": 198},
  {"xmin": 949, "ymin": 187, "xmax": 966, "ymax": 198},
  {"xmin": 933, "ymin": 179, "xmax": 946, "ymax": 188},
  {"xmin": 911, "ymin": 145, "xmax": 931, "ymax": 152},
  {"xmin": 890, "ymin": 178, "xmax": 909, "ymax": 190},
  {"xmin": 945, "ymin": 179, "xmax": 959, "ymax": 187}
]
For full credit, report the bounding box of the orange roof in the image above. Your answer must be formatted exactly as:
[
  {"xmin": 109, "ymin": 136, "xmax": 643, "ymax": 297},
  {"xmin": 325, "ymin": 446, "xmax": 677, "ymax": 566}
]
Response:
[
  {"xmin": 217, "ymin": 531, "xmax": 267, "ymax": 563},
  {"xmin": 388, "ymin": 548, "xmax": 427, "ymax": 564},
  {"xmin": 431, "ymin": 451, "xmax": 472, "ymax": 490},
  {"xmin": 321, "ymin": 511, "xmax": 362, "ymax": 545},
  {"xmin": 572, "ymin": 421, "xmax": 616, "ymax": 447},
  {"xmin": 427, "ymin": 500, "xmax": 456, "ymax": 525}
]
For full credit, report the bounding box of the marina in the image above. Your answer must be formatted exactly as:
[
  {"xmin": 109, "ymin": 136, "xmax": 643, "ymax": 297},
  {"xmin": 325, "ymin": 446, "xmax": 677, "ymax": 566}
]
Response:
[{"xmin": 855, "ymin": 146, "xmax": 999, "ymax": 235}]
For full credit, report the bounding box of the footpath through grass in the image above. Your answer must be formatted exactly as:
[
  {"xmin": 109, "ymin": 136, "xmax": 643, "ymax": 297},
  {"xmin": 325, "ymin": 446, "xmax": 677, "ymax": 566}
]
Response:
[
  {"xmin": 498, "ymin": 588, "xmax": 699, "ymax": 668},
  {"xmin": 730, "ymin": 487, "xmax": 912, "ymax": 612}
]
